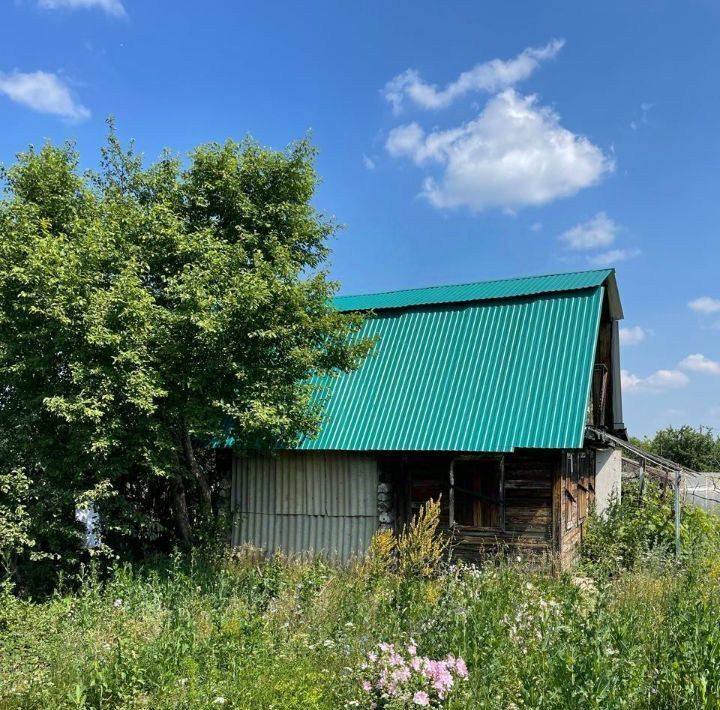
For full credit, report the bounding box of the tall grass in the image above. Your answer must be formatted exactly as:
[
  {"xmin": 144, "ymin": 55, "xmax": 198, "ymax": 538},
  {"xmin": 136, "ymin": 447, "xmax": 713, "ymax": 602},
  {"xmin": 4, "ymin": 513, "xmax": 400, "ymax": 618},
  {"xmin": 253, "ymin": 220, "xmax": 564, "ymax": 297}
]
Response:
[{"xmin": 2, "ymin": 496, "xmax": 720, "ymax": 708}]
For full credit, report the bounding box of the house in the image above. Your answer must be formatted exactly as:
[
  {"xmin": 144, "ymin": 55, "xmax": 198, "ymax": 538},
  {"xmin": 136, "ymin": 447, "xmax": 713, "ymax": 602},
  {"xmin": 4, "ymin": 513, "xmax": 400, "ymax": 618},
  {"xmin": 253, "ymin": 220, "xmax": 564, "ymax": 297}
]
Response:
[{"xmin": 229, "ymin": 268, "xmax": 626, "ymax": 568}]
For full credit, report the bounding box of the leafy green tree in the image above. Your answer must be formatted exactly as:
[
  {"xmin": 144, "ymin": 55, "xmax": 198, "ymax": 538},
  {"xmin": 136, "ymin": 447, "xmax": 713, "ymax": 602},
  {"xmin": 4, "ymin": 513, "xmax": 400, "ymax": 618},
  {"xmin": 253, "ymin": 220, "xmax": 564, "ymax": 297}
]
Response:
[
  {"xmin": 634, "ymin": 426, "xmax": 720, "ymax": 471},
  {"xmin": 0, "ymin": 126, "xmax": 371, "ymax": 586}
]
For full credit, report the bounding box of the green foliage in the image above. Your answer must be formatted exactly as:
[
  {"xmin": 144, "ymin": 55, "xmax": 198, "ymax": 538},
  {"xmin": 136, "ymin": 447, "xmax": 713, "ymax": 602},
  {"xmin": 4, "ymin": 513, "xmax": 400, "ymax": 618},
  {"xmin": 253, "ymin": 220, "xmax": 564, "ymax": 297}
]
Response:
[
  {"xmin": 0, "ymin": 125, "xmax": 372, "ymax": 592},
  {"xmin": 631, "ymin": 425, "xmax": 720, "ymax": 472},
  {"xmin": 3, "ymin": 543, "xmax": 720, "ymax": 708},
  {"xmin": 582, "ymin": 479, "xmax": 720, "ymax": 577},
  {"xmin": 395, "ymin": 498, "xmax": 449, "ymax": 579}
]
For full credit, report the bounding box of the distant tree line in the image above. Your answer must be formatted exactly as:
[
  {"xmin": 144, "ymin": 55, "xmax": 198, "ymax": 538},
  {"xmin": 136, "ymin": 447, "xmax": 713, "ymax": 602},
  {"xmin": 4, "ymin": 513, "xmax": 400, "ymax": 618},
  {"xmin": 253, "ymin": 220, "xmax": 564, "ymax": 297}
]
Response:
[{"xmin": 631, "ymin": 425, "xmax": 720, "ymax": 472}]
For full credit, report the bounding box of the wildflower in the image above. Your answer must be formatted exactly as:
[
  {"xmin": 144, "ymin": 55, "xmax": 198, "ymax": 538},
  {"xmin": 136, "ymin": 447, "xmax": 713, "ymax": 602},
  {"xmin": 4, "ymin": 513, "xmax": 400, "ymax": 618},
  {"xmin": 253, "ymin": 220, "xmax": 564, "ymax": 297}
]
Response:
[
  {"xmin": 392, "ymin": 666, "xmax": 411, "ymax": 683},
  {"xmin": 407, "ymin": 643, "xmax": 417, "ymax": 656},
  {"xmin": 113, "ymin": 598, "xmax": 123, "ymax": 608},
  {"xmin": 456, "ymin": 658, "xmax": 468, "ymax": 678},
  {"xmin": 213, "ymin": 698, "xmax": 226, "ymax": 705},
  {"xmin": 367, "ymin": 651, "xmax": 378, "ymax": 662},
  {"xmin": 362, "ymin": 681, "xmax": 372, "ymax": 693},
  {"xmin": 413, "ymin": 690, "xmax": 430, "ymax": 706}
]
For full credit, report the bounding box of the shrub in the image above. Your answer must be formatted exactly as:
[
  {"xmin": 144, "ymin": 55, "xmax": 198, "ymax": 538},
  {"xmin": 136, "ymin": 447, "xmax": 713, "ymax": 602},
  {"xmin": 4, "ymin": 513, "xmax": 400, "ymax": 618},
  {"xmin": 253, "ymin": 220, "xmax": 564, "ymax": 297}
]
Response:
[
  {"xmin": 582, "ymin": 478, "xmax": 720, "ymax": 577},
  {"xmin": 396, "ymin": 499, "xmax": 448, "ymax": 580}
]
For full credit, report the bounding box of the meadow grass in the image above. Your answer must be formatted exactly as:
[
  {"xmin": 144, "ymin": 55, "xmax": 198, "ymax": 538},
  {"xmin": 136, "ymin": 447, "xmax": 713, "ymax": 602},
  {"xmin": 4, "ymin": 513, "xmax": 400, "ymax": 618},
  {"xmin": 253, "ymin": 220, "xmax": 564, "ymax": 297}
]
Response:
[{"xmin": 2, "ymin": 494, "xmax": 720, "ymax": 708}]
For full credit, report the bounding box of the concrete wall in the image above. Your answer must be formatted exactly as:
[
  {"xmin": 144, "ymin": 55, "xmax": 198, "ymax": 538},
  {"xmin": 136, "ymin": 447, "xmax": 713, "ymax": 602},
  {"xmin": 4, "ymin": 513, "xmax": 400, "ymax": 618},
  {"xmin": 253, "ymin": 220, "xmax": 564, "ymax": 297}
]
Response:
[{"xmin": 595, "ymin": 447, "xmax": 622, "ymax": 515}]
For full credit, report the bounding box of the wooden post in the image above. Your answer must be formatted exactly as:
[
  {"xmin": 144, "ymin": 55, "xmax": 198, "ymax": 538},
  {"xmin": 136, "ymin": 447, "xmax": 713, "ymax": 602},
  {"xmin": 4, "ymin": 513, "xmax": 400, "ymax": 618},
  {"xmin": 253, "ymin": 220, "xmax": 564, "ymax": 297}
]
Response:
[
  {"xmin": 674, "ymin": 469, "xmax": 681, "ymax": 560},
  {"xmin": 448, "ymin": 459, "xmax": 455, "ymax": 528},
  {"xmin": 638, "ymin": 458, "xmax": 645, "ymax": 501}
]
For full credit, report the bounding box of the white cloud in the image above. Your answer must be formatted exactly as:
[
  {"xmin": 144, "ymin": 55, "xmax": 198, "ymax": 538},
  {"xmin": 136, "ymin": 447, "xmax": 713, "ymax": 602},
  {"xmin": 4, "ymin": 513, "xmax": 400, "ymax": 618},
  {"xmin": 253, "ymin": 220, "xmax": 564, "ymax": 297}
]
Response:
[
  {"xmin": 559, "ymin": 212, "xmax": 617, "ymax": 250},
  {"xmin": 630, "ymin": 102, "xmax": 653, "ymax": 131},
  {"xmin": 619, "ymin": 325, "xmax": 646, "ymax": 346},
  {"xmin": 38, "ymin": 0, "xmax": 126, "ymax": 17},
  {"xmin": 622, "ymin": 368, "xmax": 689, "ymax": 393},
  {"xmin": 587, "ymin": 247, "xmax": 640, "ymax": 267},
  {"xmin": 689, "ymin": 296, "xmax": 720, "ymax": 314},
  {"xmin": 362, "ymin": 154, "xmax": 376, "ymax": 170},
  {"xmin": 385, "ymin": 122, "xmax": 425, "ymax": 158},
  {"xmin": 530, "ymin": 222, "xmax": 543, "ymax": 232},
  {"xmin": 679, "ymin": 353, "xmax": 720, "ymax": 375},
  {"xmin": 383, "ymin": 40, "xmax": 564, "ymax": 113},
  {"xmin": 385, "ymin": 89, "xmax": 612, "ymax": 212},
  {"xmin": 0, "ymin": 71, "xmax": 90, "ymax": 121}
]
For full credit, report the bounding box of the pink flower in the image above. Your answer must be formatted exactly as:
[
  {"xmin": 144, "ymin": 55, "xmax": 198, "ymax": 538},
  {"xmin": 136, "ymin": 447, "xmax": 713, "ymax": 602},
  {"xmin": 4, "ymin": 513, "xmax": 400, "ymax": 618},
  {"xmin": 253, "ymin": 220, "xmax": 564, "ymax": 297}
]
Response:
[
  {"xmin": 456, "ymin": 657, "xmax": 468, "ymax": 679},
  {"xmin": 367, "ymin": 651, "xmax": 378, "ymax": 662},
  {"xmin": 407, "ymin": 644, "xmax": 417, "ymax": 656},
  {"xmin": 388, "ymin": 651, "xmax": 403, "ymax": 666},
  {"xmin": 410, "ymin": 657, "xmax": 422, "ymax": 671},
  {"xmin": 392, "ymin": 666, "xmax": 411, "ymax": 683},
  {"xmin": 413, "ymin": 691, "xmax": 430, "ymax": 706},
  {"xmin": 362, "ymin": 681, "xmax": 372, "ymax": 693}
]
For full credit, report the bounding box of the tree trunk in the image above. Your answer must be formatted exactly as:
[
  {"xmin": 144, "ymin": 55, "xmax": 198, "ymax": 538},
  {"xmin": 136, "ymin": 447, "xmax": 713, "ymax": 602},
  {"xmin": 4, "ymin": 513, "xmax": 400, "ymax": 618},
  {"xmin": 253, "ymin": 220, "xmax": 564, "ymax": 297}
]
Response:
[
  {"xmin": 182, "ymin": 430, "xmax": 213, "ymax": 516},
  {"xmin": 170, "ymin": 471, "xmax": 193, "ymax": 547}
]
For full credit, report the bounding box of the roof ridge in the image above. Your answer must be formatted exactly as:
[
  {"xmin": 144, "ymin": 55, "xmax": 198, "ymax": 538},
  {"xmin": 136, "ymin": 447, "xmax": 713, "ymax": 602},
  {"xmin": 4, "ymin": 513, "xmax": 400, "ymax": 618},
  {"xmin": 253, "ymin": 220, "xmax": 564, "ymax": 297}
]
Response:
[{"xmin": 334, "ymin": 268, "xmax": 613, "ymax": 301}]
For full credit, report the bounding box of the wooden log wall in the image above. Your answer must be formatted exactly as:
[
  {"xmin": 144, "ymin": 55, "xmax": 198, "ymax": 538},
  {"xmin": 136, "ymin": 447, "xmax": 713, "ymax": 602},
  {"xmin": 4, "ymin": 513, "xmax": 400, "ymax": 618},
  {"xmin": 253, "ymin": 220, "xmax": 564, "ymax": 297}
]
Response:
[
  {"xmin": 383, "ymin": 450, "xmax": 559, "ymax": 563},
  {"xmin": 558, "ymin": 449, "xmax": 596, "ymax": 569}
]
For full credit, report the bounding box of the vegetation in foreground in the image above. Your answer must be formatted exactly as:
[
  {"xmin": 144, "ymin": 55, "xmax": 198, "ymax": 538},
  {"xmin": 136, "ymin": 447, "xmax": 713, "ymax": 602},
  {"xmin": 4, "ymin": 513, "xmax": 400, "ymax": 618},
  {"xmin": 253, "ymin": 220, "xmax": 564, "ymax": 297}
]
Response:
[{"xmin": 2, "ymin": 487, "xmax": 720, "ymax": 709}]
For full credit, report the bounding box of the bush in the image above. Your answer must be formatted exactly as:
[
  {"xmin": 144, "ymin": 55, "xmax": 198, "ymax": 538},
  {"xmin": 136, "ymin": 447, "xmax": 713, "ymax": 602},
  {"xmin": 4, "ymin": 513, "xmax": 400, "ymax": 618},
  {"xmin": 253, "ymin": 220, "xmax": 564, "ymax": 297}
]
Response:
[{"xmin": 582, "ymin": 479, "xmax": 720, "ymax": 577}]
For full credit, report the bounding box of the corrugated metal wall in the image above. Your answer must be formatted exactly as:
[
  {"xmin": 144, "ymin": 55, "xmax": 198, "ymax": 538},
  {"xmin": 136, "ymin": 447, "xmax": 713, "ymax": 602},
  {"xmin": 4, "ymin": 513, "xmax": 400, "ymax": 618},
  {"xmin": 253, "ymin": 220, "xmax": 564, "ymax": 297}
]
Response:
[{"xmin": 231, "ymin": 452, "xmax": 379, "ymax": 562}]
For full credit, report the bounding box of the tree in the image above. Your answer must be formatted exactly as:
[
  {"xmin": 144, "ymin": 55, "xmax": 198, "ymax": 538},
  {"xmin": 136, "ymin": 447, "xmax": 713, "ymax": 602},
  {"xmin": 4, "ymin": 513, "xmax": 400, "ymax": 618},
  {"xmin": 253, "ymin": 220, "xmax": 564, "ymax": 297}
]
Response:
[
  {"xmin": 0, "ymin": 126, "xmax": 372, "ymax": 585},
  {"xmin": 634, "ymin": 426, "xmax": 720, "ymax": 472}
]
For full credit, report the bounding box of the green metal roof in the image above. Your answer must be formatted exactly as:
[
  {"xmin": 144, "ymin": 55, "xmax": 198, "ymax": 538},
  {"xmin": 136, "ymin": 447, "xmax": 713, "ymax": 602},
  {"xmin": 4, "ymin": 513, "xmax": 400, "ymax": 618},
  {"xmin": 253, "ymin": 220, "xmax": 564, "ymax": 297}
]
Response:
[
  {"xmin": 334, "ymin": 268, "xmax": 620, "ymax": 315},
  {"xmin": 297, "ymin": 269, "xmax": 617, "ymax": 452}
]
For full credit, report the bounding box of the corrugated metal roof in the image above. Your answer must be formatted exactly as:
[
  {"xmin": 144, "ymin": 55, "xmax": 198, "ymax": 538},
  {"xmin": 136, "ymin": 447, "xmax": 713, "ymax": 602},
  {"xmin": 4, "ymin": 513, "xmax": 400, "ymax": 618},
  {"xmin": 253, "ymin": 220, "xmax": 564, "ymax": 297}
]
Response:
[
  {"xmin": 298, "ymin": 285, "xmax": 605, "ymax": 452},
  {"xmin": 334, "ymin": 268, "xmax": 614, "ymax": 312}
]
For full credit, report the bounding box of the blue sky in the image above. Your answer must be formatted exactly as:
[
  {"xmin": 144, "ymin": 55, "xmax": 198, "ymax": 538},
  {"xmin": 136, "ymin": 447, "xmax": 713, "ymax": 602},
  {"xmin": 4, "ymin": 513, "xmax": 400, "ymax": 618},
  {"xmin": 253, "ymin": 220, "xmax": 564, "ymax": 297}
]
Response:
[{"xmin": 1, "ymin": 0, "xmax": 719, "ymax": 437}]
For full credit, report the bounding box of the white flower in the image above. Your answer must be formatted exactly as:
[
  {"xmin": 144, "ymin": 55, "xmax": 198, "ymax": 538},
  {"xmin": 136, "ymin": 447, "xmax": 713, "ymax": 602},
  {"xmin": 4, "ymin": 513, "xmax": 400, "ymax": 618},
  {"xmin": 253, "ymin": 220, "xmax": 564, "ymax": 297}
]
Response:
[
  {"xmin": 113, "ymin": 598, "xmax": 123, "ymax": 608},
  {"xmin": 213, "ymin": 698, "xmax": 226, "ymax": 705}
]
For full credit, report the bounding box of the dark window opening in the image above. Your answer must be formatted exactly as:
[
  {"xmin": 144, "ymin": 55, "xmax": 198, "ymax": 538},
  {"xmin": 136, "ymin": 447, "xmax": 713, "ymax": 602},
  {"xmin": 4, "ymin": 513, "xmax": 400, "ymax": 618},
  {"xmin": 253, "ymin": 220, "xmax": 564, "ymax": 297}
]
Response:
[{"xmin": 452, "ymin": 458, "xmax": 503, "ymax": 530}]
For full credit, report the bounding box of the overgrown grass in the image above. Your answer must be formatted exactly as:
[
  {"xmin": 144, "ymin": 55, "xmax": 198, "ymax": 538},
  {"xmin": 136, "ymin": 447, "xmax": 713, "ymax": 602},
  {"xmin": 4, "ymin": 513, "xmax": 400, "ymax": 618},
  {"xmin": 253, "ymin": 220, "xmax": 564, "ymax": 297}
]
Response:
[{"xmin": 2, "ymin": 495, "xmax": 720, "ymax": 709}]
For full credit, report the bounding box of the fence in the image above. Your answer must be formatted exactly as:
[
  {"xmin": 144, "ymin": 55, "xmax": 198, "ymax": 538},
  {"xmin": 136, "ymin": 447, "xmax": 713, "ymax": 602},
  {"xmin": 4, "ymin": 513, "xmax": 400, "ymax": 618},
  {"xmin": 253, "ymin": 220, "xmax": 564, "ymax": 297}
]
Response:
[{"xmin": 621, "ymin": 457, "xmax": 720, "ymax": 514}]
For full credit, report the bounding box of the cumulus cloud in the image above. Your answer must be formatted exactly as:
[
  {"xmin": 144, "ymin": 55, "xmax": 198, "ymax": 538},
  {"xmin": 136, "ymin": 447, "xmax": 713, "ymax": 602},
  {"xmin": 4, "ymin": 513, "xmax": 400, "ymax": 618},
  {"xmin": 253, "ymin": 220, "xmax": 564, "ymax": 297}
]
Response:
[
  {"xmin": 38, "ymin": 0, "xmax": 126, "ymax": 17},
  {"xmin": 619, "ymin": 326, "xmax": 646, "ymax": 346},
  {"xmin": 679, "ymin": 353, "xmax": 720, "ymax": 375},
  {"xmin": 0, "ymin": 71, "xmax": 90, "ymax": 121},
  {"xmin": 383, "ymin": 40, "xmax": 564, "ymax": 113},
  {"xmin": 622, "ymin": 368, "xmax": 689, "ymax": 393},
  {"xmin": 587, "ymin": 248, "xmax": 640, "ymax": 267},
  {"xmin": 559, "ymin": 212, "xmax": 617, "ymax": 250},
  {"xmin": 385, "ymin": 89, "xmax": 612, "ymax": 212},
  {"xmin": 689, "ymin": 297, "xmax": 720, "ymax": 314}
]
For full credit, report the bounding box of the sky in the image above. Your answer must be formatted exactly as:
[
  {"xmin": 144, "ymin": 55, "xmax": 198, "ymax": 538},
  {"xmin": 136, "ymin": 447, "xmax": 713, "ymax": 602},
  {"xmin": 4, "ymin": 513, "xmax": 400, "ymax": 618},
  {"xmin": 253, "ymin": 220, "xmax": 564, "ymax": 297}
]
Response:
[{"xmin": 1, "ymin": 0, "xmax": 719, "ymax": 437}]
